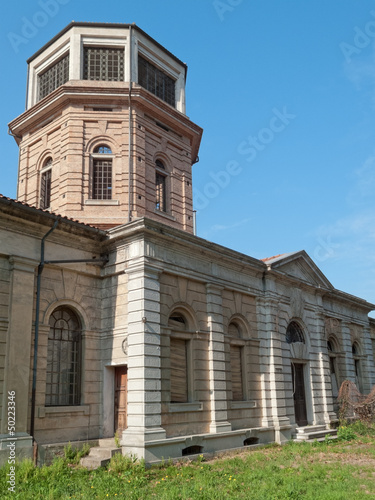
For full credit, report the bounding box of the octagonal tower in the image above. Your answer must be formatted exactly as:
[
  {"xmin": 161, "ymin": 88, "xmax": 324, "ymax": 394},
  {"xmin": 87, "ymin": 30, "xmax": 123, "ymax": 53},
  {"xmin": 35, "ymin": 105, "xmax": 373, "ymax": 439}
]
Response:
[{"xmin": 9, "ymin": 22, "xmax": 202, "ymax": 231}]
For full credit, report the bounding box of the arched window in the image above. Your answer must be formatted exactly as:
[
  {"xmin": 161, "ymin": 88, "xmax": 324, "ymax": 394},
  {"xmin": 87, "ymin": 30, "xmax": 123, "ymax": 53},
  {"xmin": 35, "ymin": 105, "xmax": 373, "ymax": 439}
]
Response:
[
  {"xmin": 168, "ymin": 312, "xmax": 190, "ymax": 403},
  {"xmin": 155, "ymin": 159, "xmax": 167, "ymax": 212},
  {"xmin": 40, "ymin": 157, "xmax": 52, "ymax": 209},
  {"xmin": 286, "ymin": 321, "xmax": 305, "ymax": 344},
  {"xmin": 327, "ymin": 338, "xmax": 339, "ymax": 398},
  {"xmin": 352, "ymin": 342, "xmax": 363, "ymax": 393},
  {"xmin": 91, "ymin": 145, "xmax": 113, "ymax": 200},
  {"xmin": 46, "ymin": 306, "xmax": 82, "ymax": 406},
  {"xmin": 228, "ymin": 321, "xmax": 245, "ymax": 401}
]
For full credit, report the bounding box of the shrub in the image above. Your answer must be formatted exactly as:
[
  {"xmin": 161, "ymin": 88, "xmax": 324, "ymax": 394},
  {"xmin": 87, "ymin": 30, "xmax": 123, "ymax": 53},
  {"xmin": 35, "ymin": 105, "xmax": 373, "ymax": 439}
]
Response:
[{"xmin": 337, "ymin": 425, "xmax": 356, "ymax": 441}]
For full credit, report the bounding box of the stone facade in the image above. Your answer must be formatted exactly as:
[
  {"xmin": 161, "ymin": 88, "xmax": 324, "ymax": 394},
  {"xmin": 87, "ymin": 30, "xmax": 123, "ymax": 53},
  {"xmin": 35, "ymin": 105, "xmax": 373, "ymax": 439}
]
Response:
[{"xmin": 1, "ymin": 22, "xmax": 375, "ymax": 465}]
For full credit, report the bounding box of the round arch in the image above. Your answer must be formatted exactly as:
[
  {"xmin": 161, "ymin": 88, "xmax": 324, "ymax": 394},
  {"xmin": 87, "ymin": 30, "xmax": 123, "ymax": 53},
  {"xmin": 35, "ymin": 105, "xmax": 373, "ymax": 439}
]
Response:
[
  {"xmin": 153, "ymin": 152, "xmax": 172, "ymax": 172},
  {"xmin": 166, "ymin": 302, "xmax": 199, "ymax": 332},
  {"xmin": 37, "ymin": 150, "xmax": 54, "ymax": 171},
  {"xmin": 42, "ymin": 299, "xmax": 90, "ymax": 331},
  {"xmin": 84, "ymin": 135, "xmax": 119, "ymax": 154},
  {"xmin": 226, "ymin": 314, "xmax": 252, "ymax": 339}
]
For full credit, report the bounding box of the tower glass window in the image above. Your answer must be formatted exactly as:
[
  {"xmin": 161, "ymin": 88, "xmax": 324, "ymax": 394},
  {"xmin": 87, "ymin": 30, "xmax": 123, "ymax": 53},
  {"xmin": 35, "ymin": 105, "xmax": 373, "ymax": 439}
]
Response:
[
  {"xmin": 138, "ymin": 55, "xmax": 175, "ymax": 107},
  {"xmin": 38, "ymin": 54, "xmax": 69, "ymax": 101},
  {"xmin": 46, "ymin": 306, "xmax": 81, "ymax": 406},
  {"xmin": 84, "ymin": 47, "xmax": 124, "ymax": 81},
  {"xmin": 40, "ymin": 158, "xmax": 52, "ymax": 209},
  {"xmin": 155, "ymin": 160, "xmax": 167, "ymax": 212},
  {"xmin": 92, "ymin": 145, "xmax": 113, "ymax": 200}
]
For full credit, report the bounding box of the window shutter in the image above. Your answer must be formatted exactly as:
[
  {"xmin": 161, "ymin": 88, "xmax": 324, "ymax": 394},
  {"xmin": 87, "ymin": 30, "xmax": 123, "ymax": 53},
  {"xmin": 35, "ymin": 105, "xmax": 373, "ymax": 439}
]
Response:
[
  {"xmin": 170, "ymin": 338, "xmax": 188, "ymax": 402},
  {"xmin": 230, "ymin": 345, "xmax": 243, "ymax": 401}
]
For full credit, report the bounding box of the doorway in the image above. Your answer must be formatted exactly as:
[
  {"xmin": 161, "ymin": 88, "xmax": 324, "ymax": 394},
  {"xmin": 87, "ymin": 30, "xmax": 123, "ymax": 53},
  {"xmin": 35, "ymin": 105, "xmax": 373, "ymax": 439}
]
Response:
[
  {"xmin": 114, "ymin": 365, "xmax": 127, "ymax": 433},
  {"xmin": 291, "ymin": 363, "xmax": 308, "ymax": 426}
]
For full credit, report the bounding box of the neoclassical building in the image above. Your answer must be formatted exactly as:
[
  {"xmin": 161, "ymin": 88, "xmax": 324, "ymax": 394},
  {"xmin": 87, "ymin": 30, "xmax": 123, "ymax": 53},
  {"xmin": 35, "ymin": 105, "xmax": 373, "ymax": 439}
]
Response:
[{"xmin": 1, "ymin": 22, "xmax": 375, "ymax": 464}]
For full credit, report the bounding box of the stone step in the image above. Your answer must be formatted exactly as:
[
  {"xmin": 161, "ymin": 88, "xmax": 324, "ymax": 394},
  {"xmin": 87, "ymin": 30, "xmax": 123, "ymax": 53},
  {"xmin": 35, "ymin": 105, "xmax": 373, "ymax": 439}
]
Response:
[
  {"xmin": 80, "ymin": 438, "xmax": 122, "ymax": 470},
  {"xmin": 98, "ymin": 438, "xmax": 117, "ymax": 448},
  {"xmin": 295, "ymin": 425, "xmax": 326, "ymax": 435},
  {"xmin": 89, "ymin": 447, "xmax": 121, "ymax": 459},
  {"xmin": 80, "ymin": 455, "xmax": 112, "ymax": 470},
  {"xmin": 294, "ymin": 428, "xmax": 338, "ymax": 442}
]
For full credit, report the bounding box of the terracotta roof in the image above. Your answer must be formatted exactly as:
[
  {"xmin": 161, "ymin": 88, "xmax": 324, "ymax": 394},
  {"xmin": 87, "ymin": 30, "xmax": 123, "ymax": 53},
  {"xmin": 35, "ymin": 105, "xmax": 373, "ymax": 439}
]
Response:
[
  {"xmin": 0, "ymin": 194, "xmax": 103, "ymax": 231},
  {"xmin": 261, "ymin": 253, "xmax": 285, "ymax": 262}
]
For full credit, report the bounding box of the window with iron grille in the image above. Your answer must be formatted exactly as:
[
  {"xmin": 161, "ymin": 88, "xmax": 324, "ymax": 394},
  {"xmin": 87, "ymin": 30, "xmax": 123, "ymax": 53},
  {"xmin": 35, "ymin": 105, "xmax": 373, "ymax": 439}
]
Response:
[
  {"xmin": 38, "ymin": 54, "xmax": 69, "ymax": 101},
  {"xmin": 138, "ymin": 55, "xmax": 175, "ymax": 107},
  {"xmin": 155, "ymin": 159, "xmax": 167, "ymax": 212},
  {"xmin": 155, "ymin": 172, "xmax": 166, "ymax": 211},
  {"xmin": 84, "ymin": 47, "xmax": 124, "ymax": 81},
  {"xmin": 46, "ymin": 307, "xmax": 81, "ymax": 406},
  {"xmin": 40, "ymin": 158, "xmax": 52, "ymax": 209},
  {"xmin": 286, "ymin": 321, "xmax": 305, "ymax": 344},
  {"xmin": 93, "ymin": 159, "xmax": 112, "ymax": 199},
  {"xmin": 91, "ymin": 145, "xmax": 113, "ymax": 200}
]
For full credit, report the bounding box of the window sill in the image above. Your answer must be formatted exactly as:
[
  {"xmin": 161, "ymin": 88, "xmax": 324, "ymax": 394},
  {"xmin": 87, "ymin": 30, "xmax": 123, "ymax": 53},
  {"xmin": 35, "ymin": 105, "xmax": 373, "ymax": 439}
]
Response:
[
  {"xmin": 229, "ymin": 401, "xmax": 256, "ymax": 410},
  {"xmin": 168, "ymin": 402, "xmax": 203, "ymax": 413},
  {"xmin": 85, "ymin": 199, "xmax": 119, "ymax": 205},
  {"xmin": 154, "ymin": 209, "xmax": 176, "ymax": 221},
  {"xmin": 38, "ymin": 405, "xmax": 90, "ymax": 418}
]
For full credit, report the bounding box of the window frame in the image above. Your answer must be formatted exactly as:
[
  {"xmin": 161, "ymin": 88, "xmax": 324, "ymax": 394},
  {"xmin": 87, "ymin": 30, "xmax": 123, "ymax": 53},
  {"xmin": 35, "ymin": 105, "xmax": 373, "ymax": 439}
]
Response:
[
  {"xmin": 155, "ymin": 159, "xmax": 169, "ymax": 213},
  {"xmin": 168, "ymin": 312, "xmax": 194, "ymax": 404},
  {"xmin": 45, "ymin": 306, "xmax": 82, "ymax": 407},
  {"xmin": 83, "ymin": 46, "xmax": 125, "ymax": 82},
  {"xmin": 90, "ymin": 145, "xmax": 115, "ymax": 201},
  {"xmin": 138, "ymin": 54, "xmax": 176, "ymax": 107},
  {"xmin": 227, "ymin": 321, "xmax": 247, "ymax": 402},
  {"xmin": 37, "ymin": 52, "xmax": 70, "ymax": 102},
  {"xmin": 327, "ymin": 338, "xmax": 340, "ymax": 399},
  {"xmin": 40, "ymin": 158, "xmax": 53, "ymax": 209}
]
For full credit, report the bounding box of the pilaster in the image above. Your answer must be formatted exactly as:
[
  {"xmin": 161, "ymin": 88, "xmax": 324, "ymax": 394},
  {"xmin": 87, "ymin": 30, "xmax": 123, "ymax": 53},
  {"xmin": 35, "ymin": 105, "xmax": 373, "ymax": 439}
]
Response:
[
  {"xmin": 313, "ymin": 303, "xmax": 336, "ymax": 425},
  {"xmin": 206, "ymin": 283, "xmax": 231, "ymax": 433},
  {"xmin": 1, "ymin": 256, "xmax": 37, "ymax": 444},
  {"xmin": 257, "ymin": 292, "xmax": 291, "ymax": 443},
  {"xmin": 121, "ymin": 259, "xmax": 166, "ymax": 457}
]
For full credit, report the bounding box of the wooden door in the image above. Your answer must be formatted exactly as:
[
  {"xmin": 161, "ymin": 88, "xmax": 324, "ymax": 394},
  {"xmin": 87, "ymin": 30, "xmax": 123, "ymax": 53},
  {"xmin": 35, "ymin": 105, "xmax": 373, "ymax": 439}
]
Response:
[
  {"xmin": 114, "ymin": 366, "xmax": 127, "ymax": 433},
  {"xmin": 292, "ymin": 363, "xmax": 308, "ymax": 427}
]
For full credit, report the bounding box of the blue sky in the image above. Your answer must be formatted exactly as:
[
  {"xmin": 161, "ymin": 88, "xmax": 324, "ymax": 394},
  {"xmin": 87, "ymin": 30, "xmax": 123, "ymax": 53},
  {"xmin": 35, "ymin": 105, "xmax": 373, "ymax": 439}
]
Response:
[{"xmin": 2, "ymin": 0, "xmax": 375, "ymax": 308}]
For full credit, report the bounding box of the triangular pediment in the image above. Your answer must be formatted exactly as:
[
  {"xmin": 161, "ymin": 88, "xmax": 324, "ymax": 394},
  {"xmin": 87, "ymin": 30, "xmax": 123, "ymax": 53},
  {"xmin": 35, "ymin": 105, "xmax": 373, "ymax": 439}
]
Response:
[{"xmin": 262, "ymin": 251, "xmax": 333, "ymax": 290}]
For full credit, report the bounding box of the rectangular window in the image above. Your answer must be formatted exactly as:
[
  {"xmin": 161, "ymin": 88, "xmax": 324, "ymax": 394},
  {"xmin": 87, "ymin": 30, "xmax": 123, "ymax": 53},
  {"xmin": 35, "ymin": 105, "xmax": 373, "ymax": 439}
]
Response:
[
  {"xmin": 38, "ymin": 54, "xmax": 69, "ymax": 101},
  {"xmin": 84, "ymin": 47, "xmax": 124, "ymax": 81},
  {"xmin": 40, "ymin": 169, "xmax": 52, "ymax": 209},
  {"xmin": 156, "ymin": 173, "xmax": 166, "ymax": 211},
  {"xmin": 93, "ymin": 159, "xmax": 112, "ymax": 199},
  {"xmin": 170, "ymin": 338, "xmax": 188, "ymax": 403},
  {"xmin": 138, "ymin": 55, "xmax": 175, "ymax": 107},
  {"xmin": 230, "ymin": 345, "xmax": 243, "ymax": 401}
]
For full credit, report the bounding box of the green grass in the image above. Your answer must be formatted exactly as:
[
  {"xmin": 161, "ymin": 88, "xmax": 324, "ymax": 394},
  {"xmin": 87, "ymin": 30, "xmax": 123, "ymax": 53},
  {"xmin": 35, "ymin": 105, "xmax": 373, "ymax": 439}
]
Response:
[{"xmin": 2, "ymin": 424, "xmax": 375, "ymax": 499}]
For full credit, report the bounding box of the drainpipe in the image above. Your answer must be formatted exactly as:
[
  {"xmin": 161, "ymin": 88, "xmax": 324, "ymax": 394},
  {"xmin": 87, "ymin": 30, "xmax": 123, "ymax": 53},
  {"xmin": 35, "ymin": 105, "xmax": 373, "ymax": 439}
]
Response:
[
  {"xmin": 30, "ymin": 220, "xmax": 58, "ymax": 444},
  {"xmin": 127, "ymin": 25, "xmax": 133, "ymax": 222},
  {"xmin": 8, "ymin": 128, "xmax": 23, "ymax": 199}
]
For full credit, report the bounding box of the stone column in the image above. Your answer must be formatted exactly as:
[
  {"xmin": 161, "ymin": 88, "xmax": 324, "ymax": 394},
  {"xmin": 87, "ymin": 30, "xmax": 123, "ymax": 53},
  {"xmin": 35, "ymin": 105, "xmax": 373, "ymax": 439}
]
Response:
[
  {"xmin": 206, "ymin": 283, "xmax": 231, "ymax": 433},
  {"xmin": 313, "ymin": 303, "xmax": 336, "ymax": 425},
  {"xmin": 121, "ymin": 260, "xmax": 166, "ymax": 459},
  {"xmin": 0, "ymin": 257, "xmax": 37, "ymax": 459},
  {"xmin": 257, "ymin": 287, "xmax": 292, "ymax": 443}
]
